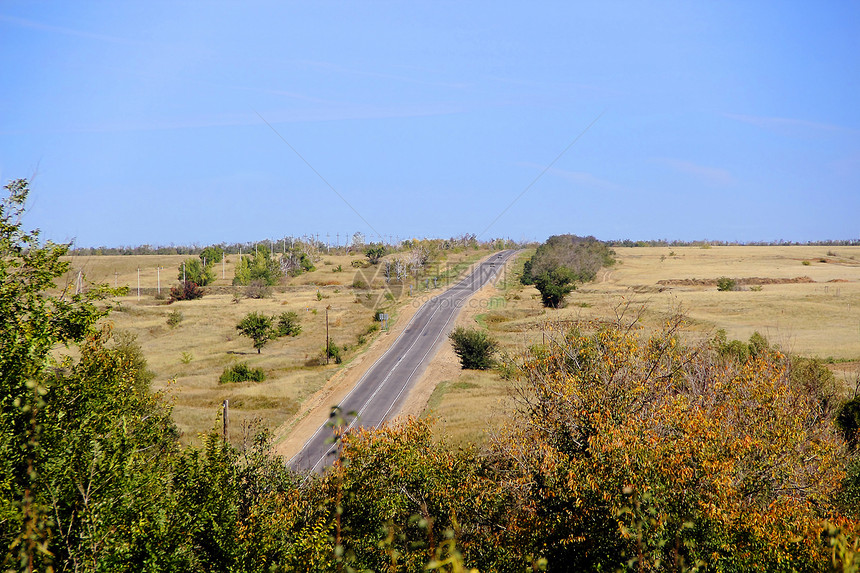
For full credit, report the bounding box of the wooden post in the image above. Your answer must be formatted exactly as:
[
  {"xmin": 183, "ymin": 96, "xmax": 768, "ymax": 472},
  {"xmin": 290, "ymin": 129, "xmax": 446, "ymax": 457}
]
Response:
[
  {"xmin": 222, "ymin": 399, "xmax": 229, "ymax": 442},
  {"xmin": 325, "ymin": 305, "xmax": 331, "ymax": 364}
]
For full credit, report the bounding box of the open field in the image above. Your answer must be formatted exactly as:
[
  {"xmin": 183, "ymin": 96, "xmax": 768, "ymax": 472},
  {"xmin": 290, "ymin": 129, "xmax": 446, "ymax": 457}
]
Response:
[
  {"xmin": 59, "ymin": 248, "xmax": 495, "ymax": 445},
  {"xmin": 422, "ymin": 245, "xmax": 860, "ymax": 444},
  {"xmin": 59, "ymin": 245, "xmax": 860, "ymax": 448}
]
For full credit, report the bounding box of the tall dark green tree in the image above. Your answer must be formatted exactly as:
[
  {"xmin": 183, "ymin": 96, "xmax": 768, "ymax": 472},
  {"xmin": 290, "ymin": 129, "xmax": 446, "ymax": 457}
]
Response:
[{"xmin": 522, "ymin": 234, "xmax": 615, "ymax": 307}]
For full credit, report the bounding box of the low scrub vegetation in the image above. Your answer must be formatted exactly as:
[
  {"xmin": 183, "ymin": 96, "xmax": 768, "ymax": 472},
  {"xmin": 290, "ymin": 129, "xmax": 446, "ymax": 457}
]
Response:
[{"xmin": 219, "ymin": 362, "xmax": 266, "ymax": 384}]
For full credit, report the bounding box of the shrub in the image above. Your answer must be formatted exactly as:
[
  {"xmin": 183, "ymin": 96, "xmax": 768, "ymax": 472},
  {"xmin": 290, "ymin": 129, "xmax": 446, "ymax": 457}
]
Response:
[
  {"xmin": 166, "ymin": 309, "xmax": 183, "ymax": 327},
  {"xmin": 352, "ymin": 278, "xmax": 369, "ymax": 290},
  {"xmin": 169, "ymin": 281, "xmax": 205, "ymax": 302},
  {"xmin": 716, "ymin": 277, "xmax": 736, "ymax": 291},
  {"xmin": 449, "ymin": 326, "xmax": 498, "ymax": 370},
  {"xmin": 325, "ymin": 338, "xmax": 342, "ymax": 364},
  {"xmin": 219, "ymin": 362, "xmax": 266, "ymax": 384},
  {"xmin": 245, "ymin": 279, "xmax": 271, "ymax": 299},
  {"xmin": 836, "ymin": 397, "xmax": 860, "ymax": 450}
]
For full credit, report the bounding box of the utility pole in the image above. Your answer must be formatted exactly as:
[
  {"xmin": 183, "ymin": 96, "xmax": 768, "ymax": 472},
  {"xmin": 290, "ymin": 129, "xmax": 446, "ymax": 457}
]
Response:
[
  {"xmin": 137, "ymin": 267, "xmax": 140, "ymax": 301},
  {"xmin": 183, "ymin": 262, "xmax": 186, "ymax": 284},
  {"xmin": 157, "ymin": 266, "xmax": 161, "ymax": 295},
  {"xmin": 222, "ymin": 257, "xmax": 225, "ymax": 279},
  {"xmin": 114, "ymin": 270, "xmax": 118, "ymax": 289},
  {"xmin": 325, "ymin": 304, "xmax": 331, "ymax": 365}
]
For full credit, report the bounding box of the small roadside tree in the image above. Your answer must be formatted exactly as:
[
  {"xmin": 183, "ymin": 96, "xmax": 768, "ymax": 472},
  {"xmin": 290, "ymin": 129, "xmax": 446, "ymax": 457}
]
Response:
[
  {"xmin": 449, "ymin": 327, "xmax": 498, "ymax": 370},
  {"xmin": 236, "ymin": 312, "xmax": 274, "ymax": 353},
  {"xmin": 533, "ymin": 267, "xmax": 576, "ymax": 308}
]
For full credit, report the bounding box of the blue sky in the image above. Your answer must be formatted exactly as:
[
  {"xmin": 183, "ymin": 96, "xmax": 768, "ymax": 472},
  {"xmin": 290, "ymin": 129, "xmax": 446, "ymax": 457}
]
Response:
[{"xmin": 1, "ymin": 2, "xmax": 858, "ymax": 247}]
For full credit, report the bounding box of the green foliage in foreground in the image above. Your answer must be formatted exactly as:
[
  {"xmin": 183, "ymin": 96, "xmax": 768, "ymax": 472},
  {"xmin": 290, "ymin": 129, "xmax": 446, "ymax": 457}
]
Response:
[
  {"xmin": 448, "ymin": 326, "xmax": 498, "ymax": 370},
  {"xmin": 4, "ymin": 179, "xmax": 860, "ymax": 572}
]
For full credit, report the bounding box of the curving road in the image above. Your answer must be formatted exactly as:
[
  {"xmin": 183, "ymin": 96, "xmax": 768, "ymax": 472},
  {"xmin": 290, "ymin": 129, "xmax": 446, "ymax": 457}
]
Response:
[{"xmin": 288, "ymin": 250, "xmax": 518, "ymax": 473}]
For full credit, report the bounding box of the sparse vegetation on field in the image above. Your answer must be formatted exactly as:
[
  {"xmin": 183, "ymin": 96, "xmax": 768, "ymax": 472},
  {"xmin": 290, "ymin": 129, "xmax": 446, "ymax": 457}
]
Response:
[
  {"xmin": 716, "ymin": 276, "xmax": 737, "ymax": 291},
  {"xmin": 166, "ymin": 309, "xmax": 183, "ymax": 327}
]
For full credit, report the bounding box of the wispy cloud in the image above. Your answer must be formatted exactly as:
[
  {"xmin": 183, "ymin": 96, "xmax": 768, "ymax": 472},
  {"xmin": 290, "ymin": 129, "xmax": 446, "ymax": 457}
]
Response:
[
  {"xmin": 518, "ymin": 162, "xmax": 623, "ymax": 191},
  {"xmin": 0, "ymin": 13, "xmax": 140, "ymax": 46},
  {"xmin": 0, "ymin": 102, "xmax": 464, "ymax": 136},
  {"xmin": 725, "ymin": 113, "xmax": 857, "ymax": 135},
  {"xmin": 657, "ymin": 158, "xmax": 735, "ymax": 186}
]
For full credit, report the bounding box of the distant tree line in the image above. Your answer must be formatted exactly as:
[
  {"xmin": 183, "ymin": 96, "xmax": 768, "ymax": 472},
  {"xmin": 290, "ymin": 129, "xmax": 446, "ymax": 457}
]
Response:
[
  {"xmin": 606, "ymin": 238, "xmax": 860, "ymax": 247},
  {"xmin": 67, "ymin": 235, "xmax": 522, "ymax": 257}
]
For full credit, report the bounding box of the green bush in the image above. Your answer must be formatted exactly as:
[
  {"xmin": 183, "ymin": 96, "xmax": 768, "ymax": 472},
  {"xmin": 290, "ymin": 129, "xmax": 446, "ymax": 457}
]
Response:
[
  {"xmin": 325, "ymin": 338, "xmax": 342, "ymax": 363},
  {"xmin": 836, "ymin": 397, "xmax": 860, "ymax": 450},
  {"xmin": 275, "ymin": 311, "xmax": 301, "ymax": 337},
  {"xmin": 449, "ymin": 326, "xmax": 498, "ymax": 370},
  {"xmin": 716, "ymin": 277, "xmax": 736, "ymax": 291},
  {"xmin": 219, "ymin": 362, "xmax": 266, "ymax": 384}
]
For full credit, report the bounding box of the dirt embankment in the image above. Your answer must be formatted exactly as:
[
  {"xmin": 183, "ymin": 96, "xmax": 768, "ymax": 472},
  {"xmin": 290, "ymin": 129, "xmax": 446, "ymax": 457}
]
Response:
[{"xmin": 657, "ymin": 276, "xmax": 816, "ymax": 287}]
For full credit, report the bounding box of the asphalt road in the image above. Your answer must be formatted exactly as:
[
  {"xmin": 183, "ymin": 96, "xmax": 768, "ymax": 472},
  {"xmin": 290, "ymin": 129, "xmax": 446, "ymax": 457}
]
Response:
[{"xmin": 288, "ymin": 250, "xmax": 518, "ymax": 473}]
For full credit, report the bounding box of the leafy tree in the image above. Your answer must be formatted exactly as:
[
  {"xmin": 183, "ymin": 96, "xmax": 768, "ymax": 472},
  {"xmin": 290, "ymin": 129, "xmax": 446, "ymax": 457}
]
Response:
[
  {"xmin": 504, "ymin": 316, "xmax": 851, "ymax": 570},
  {"xmin": 449, "ymin": 326, "xmax": 498, "ymax": 370},
  {"xmin": 179, "ymin": 257, "xmax": 215, "ymax": 286},
  {"xmin": 364, "ymin": 244, "xmax": 386, "ymax": 265},
  {"xmin": 233, "ymin": 249, "xmax": 282, "ymax": 286},
  {"xmin": 533, "ymin": 266, "xmax": 577, "ymax": 308},
  {"xmin": 0, "ymin": 179, "xmax": 180, "ymax": 570},
  {"xmin": 236, "ymin": 312, "xmax": 274, "ymax": 353},
  {"xmin": 199, "ymin": 245, "xmax": 224, "ymax": 265},
  {"xmin": 522, "ymin": 235, "xmax": 614, "ymax": 307},
  {"xmin": 276, "ymin": 311, "xmax": 302, "ymax": 337}
]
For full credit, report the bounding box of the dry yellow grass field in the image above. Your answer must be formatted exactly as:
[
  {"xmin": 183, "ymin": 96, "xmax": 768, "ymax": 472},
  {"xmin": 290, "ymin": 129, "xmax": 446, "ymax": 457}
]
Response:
[
  {"xmin": 423, "ymin": 245, "xmax": 860, "ymax": 445},
  {"xmin": 59, "ymin": 249, "xmax": 493, "ymax": 445},
  {"xmin": 59, "ymin": 245, "xmax": 860, "ymax": 448}
]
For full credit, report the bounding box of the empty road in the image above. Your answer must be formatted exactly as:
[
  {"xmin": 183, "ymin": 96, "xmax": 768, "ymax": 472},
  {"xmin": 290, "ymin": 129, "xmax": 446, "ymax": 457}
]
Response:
[{"xmin": 289, "ymin": 250, "xmax": 517, "ymax": 473}]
